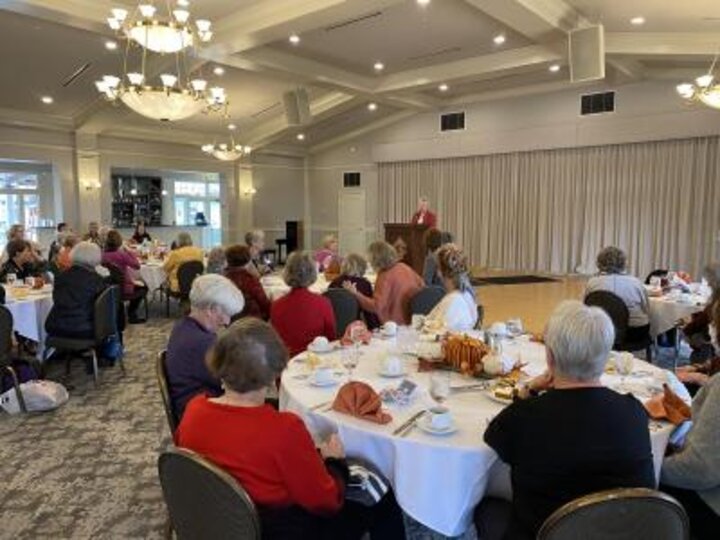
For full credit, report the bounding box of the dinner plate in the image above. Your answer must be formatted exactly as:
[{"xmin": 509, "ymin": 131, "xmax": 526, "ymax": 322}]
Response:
[
  {"xmin": 485, "ymin": 389, "xmax": 514, "ymax": 405},
  {"xmin": 378, "ymin": 370, "xmax": 407, "ymax": 378},
  {"xmin": 309, "ymin": 377, "xmax": 340, "ymax": 387},
  {"xmin": 417, "ymin": 417, "xmax": 458, "ymax": 436}
]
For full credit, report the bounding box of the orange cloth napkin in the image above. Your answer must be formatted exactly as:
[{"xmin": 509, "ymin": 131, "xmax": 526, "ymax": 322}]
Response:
[
  {"xmin": 340, "ymin": 321, "xmax": 372, "ymax": 346},
  {"xmin": 645, "ymin": 384, "xmax": 692, "ymax": 425},
  {"xmin": 332, "ymin": 381, "xmax": 392, "ymax": 424}
]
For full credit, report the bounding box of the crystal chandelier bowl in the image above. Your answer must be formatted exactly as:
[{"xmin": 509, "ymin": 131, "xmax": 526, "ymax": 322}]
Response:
[
  {"xmin": 121, "ymin": 87, "xmax": 206, "ymax": 121},
  {"xmin": 128, "ymin": 22, "xmax": 194, "ymax": 54}
]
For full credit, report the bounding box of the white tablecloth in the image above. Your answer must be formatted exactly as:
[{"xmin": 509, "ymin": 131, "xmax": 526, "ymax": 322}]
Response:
[
  {"xmin": 4, "ymin": 286, "xmax": 54, "ymax": 356},
  {"xmin": 262, "ymin": 272, "xmax": 377, "ymax": 301},
  {"xmin": 137, "ymin": 263, "xmax": 167, "ymax": 291},
  {"xmin": 648, "ymin": 294, "xmax": 706, "ymax": 337},
  {"xmin": 280, "ymin": 334, "xmax": 688, "ymax": 536}
]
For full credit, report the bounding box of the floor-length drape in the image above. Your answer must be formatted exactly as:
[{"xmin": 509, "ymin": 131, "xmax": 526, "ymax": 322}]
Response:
[{"xmin": 378, "ymin": 136, "xmax": 720, "ymax": 278}]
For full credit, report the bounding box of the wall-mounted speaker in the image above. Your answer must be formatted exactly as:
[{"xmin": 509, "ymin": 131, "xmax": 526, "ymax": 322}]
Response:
[
  {"xmin": 283, "ymin": 88, "xmax": 311, "ymax": 126},
  {"xmin": 569, "ymin": 25, "xmax": 605, "ymax": 83}
]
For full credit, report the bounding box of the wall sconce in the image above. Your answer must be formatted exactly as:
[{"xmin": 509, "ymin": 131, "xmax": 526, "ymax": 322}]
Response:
[
  {"xmin": 161, "ymin": 189, "xmax": 169, "ymax": 196},
  {"xmin": 243, "ymin": 187, "xmax": 257, "ymax": 196},
  {"xmin": 84, "ymin": 182, "xmax": 102, "ymax": 191}
]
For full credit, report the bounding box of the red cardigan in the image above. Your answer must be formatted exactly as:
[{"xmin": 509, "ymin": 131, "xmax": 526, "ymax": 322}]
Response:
[
  {"xmin": 271, "ymin": 288, "xmax": 336, "ymax": 356},
  {"xmin": 224, "ymin": 266, "xmax": 271, "ymax": 320},
  {"xmin": 411, "ymin": 210, "xmax": 437, "ymax": 228},
  {"xmin": 176, "ymin": 396, "xmax": 343, "ymax": 514}
]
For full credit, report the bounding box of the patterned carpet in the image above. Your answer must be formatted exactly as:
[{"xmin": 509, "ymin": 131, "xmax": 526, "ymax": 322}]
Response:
[{"xmin": 0, "ymin": 310, "xmax": 475, "ymax": 540}]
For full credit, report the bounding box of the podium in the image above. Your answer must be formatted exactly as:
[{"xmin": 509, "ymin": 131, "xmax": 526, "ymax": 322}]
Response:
[{"xmin": 384, "ymin": 223, "xmax": 429, "ymax": 275}]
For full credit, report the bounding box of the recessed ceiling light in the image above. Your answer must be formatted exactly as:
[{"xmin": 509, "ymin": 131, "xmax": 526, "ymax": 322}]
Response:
[
  {"xmin": 177, "ymin": 0, "xmax": 189, "ymax": 6},
  {"xmin": 373, "ymin": 61, "xmax": 385, "ymax": 72},
  {"xmin": 368, "ymin": 102, "xmax": 378, "ymax": 111},
  {"xmin": 289, "ymin": 34, "xmax": 300, "ymax": 45},
  {"xmin": 213, "ymin": 66, "xmax": 225, "ymax": 76},
  {"xmin": 41, "ymin": 96, "xmax": 54, "ymax": 104},
  {"xmin": 296, "ymin": 133, "xmax": 305, "ymax": 141},
  {"xmin": 228, "ymin": 124, "xmax": 237, "ymax": 130},
  {"xmin": 417, "ymin": 0, "xmax": 431, "ymax": 5},
  {"xmin": 493, "ymin": 34, "xmax": 506, "ymax": 45},
  {"xmin": 105, "ymin": 40, "xmax": 117, "ymax": 50},
  {"xmin": 438, "ymin": 83, "xmax": 449, "ymax": 92},
  {"xmin": 549, "ymin": 64, "xmax": 560, "ymax": 73},
  {"xmin": 630, "ymin": 16, "xmax": 645, "ymax": 26}
]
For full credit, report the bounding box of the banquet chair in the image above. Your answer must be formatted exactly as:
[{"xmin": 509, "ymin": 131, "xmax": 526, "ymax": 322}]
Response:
[
  {"xmin": 45, "ymin": 285, "xmax": 124, "ymax": 385},
  {"xmin": 0, "ymin": 306, "xmax": 27, "ymax": 413},
  {"xmin": 410, "ymin": 286, "xmax": 445, "ymax": 316},
  {"xmin": 156, "ymin": 350, "xmax": 179, "ymax": 434},
  {"xmin": 158, "ymin": 447, "xmax": 261, "ymax": 540},
  {"xmin": 537, "ymin": 487, "xmax": 689, "ymax": 540},
  {"xmin": 165, "ymin": 260, "xmax": 204, "ymax": 317},
  {"xmin": 475, "ymin": 304, "xmax": 485, "ymax": 330},
  {"xmin": 103, "ymin": 262, "xmax": 149, "ymax": 321},
  {"xmin": 644, "ymin": 268, "xmax": 669, "ymax": 285},
  {"xmin": 584, "ymin": 290, "xmax": 653, "ymax": 362},
  {"xmin": 323, "ymin": 288, "xmax": 360, "ymax": 338}
]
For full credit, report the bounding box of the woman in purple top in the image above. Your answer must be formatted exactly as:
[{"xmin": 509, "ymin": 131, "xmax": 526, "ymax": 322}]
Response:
[
  {"xmin": 101, "ymin": 229, "xmax": 147, "ymax": 324},
  {"xmin": 314, "ymin": 234, "xmax": 341, "ymax": 272},
  {"xmin": 329, "ymin": 253, "xmax": 380, "ymax": 329}
]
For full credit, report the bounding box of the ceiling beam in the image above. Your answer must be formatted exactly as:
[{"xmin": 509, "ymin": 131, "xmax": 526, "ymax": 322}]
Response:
[
  {"xmin": 0, "ymin": 106, "xmax": 74, "ymax": 131},
  {"xmin": 0, "ymin": 0, "xmax": 111, "ymax": 33},
  {"xmin": 309, "ymin": 110, "xmax": 415, "ymax": 153},
  {"xmin": 464, "ymin": 0, "xmax": 572, "ymax": 41},
  {"xmin": 606, "ymin": 33, "xmax": 720, "ymax": 57}
]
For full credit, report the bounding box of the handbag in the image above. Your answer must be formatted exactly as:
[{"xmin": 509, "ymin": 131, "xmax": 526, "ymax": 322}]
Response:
[
  {"xmin": 345, "ymin": 458, "xmax": 390, "ymax": 507},
  {"xmin": 0, "ymin": 380, "xmax": 69, "ymax": 414}
]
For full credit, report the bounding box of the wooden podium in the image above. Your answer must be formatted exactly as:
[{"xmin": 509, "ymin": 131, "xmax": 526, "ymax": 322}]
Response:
[{"xmin": 384, "ymin": 223, "xmax": 429, "ymax": 275}]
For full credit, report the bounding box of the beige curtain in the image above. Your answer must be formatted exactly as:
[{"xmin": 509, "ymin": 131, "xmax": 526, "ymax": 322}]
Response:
[{"xmin": 378, "ymin": 136, "xmax": 720, "ymax": 278}]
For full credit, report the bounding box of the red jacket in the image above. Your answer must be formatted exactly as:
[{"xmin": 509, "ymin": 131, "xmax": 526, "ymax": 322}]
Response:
[
  {"xmin": 411, "ymin": 210, "xmax": 437, "ymax": 228},
  {"xmin": 224, "ymin": 266, "xmax": 271, "ymax": 320},
  {"xmin": 176, "ymin": 396, "xmax": 344, "ymax": 514},
  {"xmin": 271, "ymin": 288, "xmax": 336, "ymax": 356}
]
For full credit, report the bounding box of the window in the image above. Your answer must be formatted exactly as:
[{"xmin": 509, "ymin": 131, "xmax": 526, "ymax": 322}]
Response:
[
  {"xmin": 174, "ymin": 181, "xmax": 207, "ymax": 197},
  {"xmin": 0, "ymin": 168, "xmax": 46, "ymax": 250},
  {"xmin": 172, "ymin": 177, "xmax": 222, "ymax": 245}
]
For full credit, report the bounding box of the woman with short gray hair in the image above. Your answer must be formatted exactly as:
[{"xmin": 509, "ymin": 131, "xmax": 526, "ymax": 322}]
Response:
[
  {"xmin": 165, "ymin": 274, "xmax": 245, "ymax": 418},
  {"xmin": 475, "ymin": 300, "xmax": 655, "ymax": 540},
  {"xmin": 271, "ymin": 251, "xmax": 336, "ymax": 355},
  {"xmin": 162, "ymin": 231, "xmax": 204, "ymax": 293},
  {"xmin": 329, "ymin": 253, "xmax": 381, "ymax": 329}
]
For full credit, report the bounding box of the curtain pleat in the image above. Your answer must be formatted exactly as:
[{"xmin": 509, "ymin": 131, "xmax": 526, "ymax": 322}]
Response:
[{"xmin": 378, "ymin": 136, "xmax": 720, "ymax": 278}]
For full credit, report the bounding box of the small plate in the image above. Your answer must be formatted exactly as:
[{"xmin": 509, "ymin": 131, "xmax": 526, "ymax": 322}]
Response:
[
  {"xmin": 378, "ymin": 370, "xmax": 407, "ymax": 378},
  {"xmin": 309, "ymin": 377, "xmax": 340, "ymax": 387},
  {"xmin": 485, "ymin": 389, "xmax": 514, "ymax": 405},
  {"xmin": 417, "ymin": 416, "xmax": 458, "ymax": 436},
  {"xmin": 308, "ymin": 343, "xmax": 334, "ymax": 354}
]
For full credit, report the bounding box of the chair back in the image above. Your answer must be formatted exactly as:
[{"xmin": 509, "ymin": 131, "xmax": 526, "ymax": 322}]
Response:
[
  {"xmin": 584, "ymin": 290, "xmax": 629, "ymax": 345},
  {"xmin": 102, "ymin": 262, "xmax": 126, "ymax": 288},
  {"xmin": 0, "ymin": 306, "xmax": 13, "ymax": 368},
  {"xmin": 156, "ymin": 350, "xmax": 179, "ymax": 434},
  {"xmin": 410, "ymin": 286, "xmax": 445, "ymax": 316},
  {"xmin": 94, "ymin": 285, "xmax": 120, "ymax": 343},
  {"xmin": 645, "ymin": 269, "xmax": 668, "ymax": 285},
  {"xmin": 158, "ymin": 448, "xmax": 261, "ymax": 540},
  {"xmin": 177, "ymin": 261, "xmax": 205, "ymax": 298},
  {"xmin": 475, "ymin": 304, "xmax": 485, "ymax": 330},
  {"xmin": 323, "ymin": 288, "xmax": 360, "ymax": 338},
  {"xmin": 538, "ymin": 487, "xmax": 689, "ymax": 540}
]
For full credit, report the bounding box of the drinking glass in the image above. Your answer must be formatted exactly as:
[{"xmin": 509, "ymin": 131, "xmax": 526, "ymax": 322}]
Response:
[
  {"xmin": 341, "ymin": 347, "xmax": 358, "ymax": 381},
  {"xmin": 6, "ymin": 273, "xmax": 17, "ymax": 288},
  {"xmin": 507, "ymin": 319, "xmax": 523, "ymax": 338},
  {"xmin": 429, "ymin": 371, "xmax": 451, "ymax": 404}
]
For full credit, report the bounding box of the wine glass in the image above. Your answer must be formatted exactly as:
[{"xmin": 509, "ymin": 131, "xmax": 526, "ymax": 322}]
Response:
[
  {"xmin": 6, "ymin": 273, "xmax": 17, "ymax": 288},
  {"xmin": 429, "ymin": 371, "xmax": 451, "ymax": 405},
  {"xmin": 341, "ymin": 347, "xmax": 359, "ymax": 381},
  {"xmin": 350, "ymin": 325, "xmax": 364, "ymax": 355}
]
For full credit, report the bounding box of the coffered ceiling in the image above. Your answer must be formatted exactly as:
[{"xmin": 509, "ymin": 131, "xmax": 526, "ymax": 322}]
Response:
[{"xmin": 0, "ymin": 0, "xmax": 718, "ymax": 154}]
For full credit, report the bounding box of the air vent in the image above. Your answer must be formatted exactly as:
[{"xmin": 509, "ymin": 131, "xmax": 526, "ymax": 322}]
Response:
[
  {"xmin": 580, "ymin": 91, "xmax": 615, "ymax": 116},
  {"xmin": 325, "ymin": 11, "xmax": 382, "ymax": 31},
  {"xmin": 62, "ymin": 62, "xmax": 91, "ymax": 87},
  {"xmin": 440, "ymin": 112, "xmax": 465, "ymax": 132},
  {"xmin": 343, "ymin": 172, "xmax": 361, "ymax": 187}
]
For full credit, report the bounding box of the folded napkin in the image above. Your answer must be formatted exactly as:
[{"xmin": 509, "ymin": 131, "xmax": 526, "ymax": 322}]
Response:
[
  {"xmin": 332, "ymin": 382, "xmax": 392, "ymax": 424},
  {"xmin": 645, "ymin": 384, "xmax": 692, "ymax": 425},
  {"xmin": 340, "ymin": 321, "xmax": 373, "ymax": 346}
]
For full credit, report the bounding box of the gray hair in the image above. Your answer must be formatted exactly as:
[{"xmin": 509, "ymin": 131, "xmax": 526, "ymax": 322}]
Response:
[
  {"xmin": 283, "ymin": 251, "xmax": 317, "ymax": 288},
  {"xmin": 70, "ymin": 241, "xmax": 102, "ymax": 268},
  {"xmin": 340, "ymin": 253, "xmax": 367, "ymax": 277},
  {"xmin": 177, "ymin": 232, "xmax": 193, "ymax": 248},
  {"xmin": 596, "ymin": 246, "xmax": 627, "ymax": 274},
  {"xmin": 544, "ymin": 300, "xmax": 615, "ymax": 382},
  {"xmin": 244, "ymin": 229, "xmax": 264, "ymax": 247},
  {"xmin": 189, "ymin": 274, "xmax": 245, "ymax": 317}
]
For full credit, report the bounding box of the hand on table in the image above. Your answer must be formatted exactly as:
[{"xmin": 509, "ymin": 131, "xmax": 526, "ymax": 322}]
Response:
[
  {"xmin": 517, "ymin": 370, "xmax": 553, "ymax": 399},
  {"xmin": 319, "ymin": 433, "xmax": 345, "ymax": 459}
]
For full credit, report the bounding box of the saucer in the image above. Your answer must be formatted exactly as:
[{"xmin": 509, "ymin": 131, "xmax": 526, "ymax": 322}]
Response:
[
  {"xmin": 485, "ymin": 389, "xmax": 514, "ymax": 405},
  {"xmin": 309, "ymin": 377, "xmax": 339, "ymax": 387},
  {"xmin": 308, "ymin": 343, "xmax": 334, "ymax": 354},
  {"xmin": 417, "ymin": 416, "xmax": 458, "ymax": 436},
  {"xmin": 378, "ymin": 369, "xmax": 407, "ymax": 378}
]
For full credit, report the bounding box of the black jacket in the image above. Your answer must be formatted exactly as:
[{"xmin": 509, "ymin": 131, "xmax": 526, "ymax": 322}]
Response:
[{"xmin": 45, "ymin": 265, "xmax": 108, "ymax": 339}]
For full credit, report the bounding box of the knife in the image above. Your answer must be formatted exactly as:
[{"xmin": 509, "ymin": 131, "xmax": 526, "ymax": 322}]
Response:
[{"xmin": 392, "ymin": 410, "xmax": 427, "ymax": 436}]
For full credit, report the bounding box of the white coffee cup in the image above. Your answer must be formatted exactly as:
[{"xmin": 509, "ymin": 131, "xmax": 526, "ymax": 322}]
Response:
[
  {"xmin": 382, "ymin": 355, "xmax": 403, "ymax": 375},
  {"xmin": 617, "ymin": 352, "xmax": 634, "ymax": 376},
  {"xmin": 428, "ymin": 406, "xmax": 452, "ymax": 430},
  {"xmin": 312, "ymin": 366, "xmax": 334, "ymax": 385},
  {"xmin": 382, "ymin": 321, "xmax": 398, "ymax": 336},
  {"xmin": 490, "ymin": 322, "xmax": 508, "ymax": 337},
  {"xmin": 311, "ymin": 336, "xmax": 330, "ymax": 351}
]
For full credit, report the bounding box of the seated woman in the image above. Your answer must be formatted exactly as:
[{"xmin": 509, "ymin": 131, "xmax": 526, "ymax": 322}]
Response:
[
  {"xmin": 425, "ymin": 244, "xmax": 478, "ymax": 331},
  {"xmin": 53, "ymin": 233, "xmax": 80, "ymax": 274},
  {"xmin": 245, "ymin": 229, "xmax": 272, "ymax": 277},
  {"xmin": 679, "ymin": 262, "xmax": 720, "ymax": 368},
  {"xmin": 163, "ymin": 232, "xmax": 204, "ymax": 293},
  {"xmin": 131, "ymin": 221, "xmax": 152, "ymax": 244},
  {"xmin": 224, "ymin": 244, "xmax": 271, "ymax": 321},
  {"xmin": 475, "ymin": 301, "xmax": 655, "ymax": 540},
  {"xmin": 314, "ymin": 234, "xmax": 340, "ymax": 272},
  {"xmin": 343, "ymin": 241, "xmax": 423, "ymax": 325},
  {"xmin": 422, "ymin": 229, "xmax": 453, "ymax": 287},
  {"xmin": 176, "ymin": 318, "xmax": 405, "ymax": 540},
  {"xmin": 584, "ymin": 246, "xmax": 650, "ymax": 342},
  {"xmin": 0, "ymin": 239, "xmax": 43, "ymax": 282},
  {"xmin": 102, "ymin": 230, "xmax": 148, "ymax": 325},
  {"xmin": 166, "ymin": 274, "xmax": 245, "ymax": 419},
  {"xmin": 45, "ymin": 242, "xmax": 108, "ymax": 340},
  {"xmin": 206, "ymin": 246, "xmax": 226, "ymax": 275},
  {"xmin": 329, "ymin": 253, "xmax": 380, "ymax": 330},
  {"xmin": 270, "ymin": 251, "xmax": 335, "ymax": 356}
]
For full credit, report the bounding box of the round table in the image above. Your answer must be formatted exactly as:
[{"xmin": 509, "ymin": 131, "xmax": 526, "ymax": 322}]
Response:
[
  {"xmin": 4, "ymin": 285, "xmax": 54, "ymax": 358},
  {"xmin": 648, "ymin": 293, "xmax": 707, "ymax": 337},
  {"xmin": 280, "ymin": 332, "xmax": 688, "ymax": 536},
  {"xmin": 262, "ymin": 272, "xmax": 377, "ymax": 301},
  {"xmin": 137, "ymin": 262, "xmax": 167, "ymax": 292}
]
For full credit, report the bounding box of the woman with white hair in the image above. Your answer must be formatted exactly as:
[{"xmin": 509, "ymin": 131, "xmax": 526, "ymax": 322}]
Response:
[
  {"xmin": 425, "ymin": 244, "xmax": 478, "ymax": 331},
  {"xmin": 314, "ymin": 234, "xmax": 340, "ymax": 272},
  {"xmin": 45, "ymin": 241, "xmax": 109, "ymax": 340},
  {"xmin": 165, "ymin": 274, "xmax": 245, "ymax": 418},
  {"xmin": 410, "ymin": 195, "xmax": 437, "ymax": 228},
  {"xmin": 474, "ymin": 300, "xmax": 655, "ymax": 540},
  {"xmin": 163, "ymin": 231, "xmax": 204, "ymax": 293}
]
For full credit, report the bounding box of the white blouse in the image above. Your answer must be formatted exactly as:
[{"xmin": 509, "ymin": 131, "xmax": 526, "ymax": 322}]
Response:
[{"xmin": 426, "ymin": 290, "xmax": 478, "ymax": 331}]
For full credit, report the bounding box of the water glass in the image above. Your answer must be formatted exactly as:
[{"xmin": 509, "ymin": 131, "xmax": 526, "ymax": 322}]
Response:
[
  {"xmin": 429, "ymin": 371, "xmax": 451, "ymax": 404},
  {"xmin": 6, "ymin": 273, "xmax": 17, "ymax": 287},
  {"xmin": 341, "ymin": 347, "xmax": 359, "ymax": 381},
  {"xmin": 507, "ymin": 319, "xmax": 523, "ymax": 337}
]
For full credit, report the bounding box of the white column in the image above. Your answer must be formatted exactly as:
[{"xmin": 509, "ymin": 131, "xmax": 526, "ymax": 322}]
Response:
[
  {"xmin": 74, "ymin": 132, "xmax": 103, "ymax": 229},
  {"xmin": 303, "ymin": 156, "xmax": 312, "ymax": 250}
]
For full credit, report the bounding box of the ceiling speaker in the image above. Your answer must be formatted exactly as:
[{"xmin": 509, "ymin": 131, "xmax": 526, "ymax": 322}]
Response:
[
  {"xmin": 569, "ymin": 25, "xmax": 605, "ymax": 83},
  {"xmin": 283, "ymin": 88, "xmax": 311, "ymax": 126}
]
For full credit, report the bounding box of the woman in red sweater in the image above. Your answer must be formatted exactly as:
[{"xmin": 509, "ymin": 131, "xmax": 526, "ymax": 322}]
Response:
[
  {"xmin": 176, "ymin": 319, "xmax": 404, "ymax": 539},
  {"xmin": 224, "ymin": 244, "xmax": 271, "ymax": 320},
  {"xmin": 270, "ymin": 251, "xmax": 336, "ymax": 355}
]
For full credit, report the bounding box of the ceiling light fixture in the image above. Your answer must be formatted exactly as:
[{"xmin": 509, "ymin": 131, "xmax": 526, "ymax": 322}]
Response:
[
  {"xmin": 373, "ymin": 61, "xmax": 385, "ymax": 72},
  {"xmin": 677, "ymin": 54, "xmax": 720, "ymax": 110},
  {"xmin": 549, "ymin": 64, "xmax": 561, "ymax": 73},
  {"xmin": 105, "ymin": 40, "xmax": 118, "ymax": 50},
  {"xmin": 213, "ymin": 66, "xmax": 225, "ymax": 76},
  {"xmin": 438, "ymin": 83, "xmax": 449, "ymax": 92},
  {"xmin": 417, "ymin": 0, "xmax": 431, "ymax": 6},
  {"xmin": 201, "ymin": 119, "xmax": 251, "ymax": 161},
  {"xmin": 289, "ymin": 34, "xmax": 300, "ymax": 45},
  {"xmin": 630, "ymin": 16, "xmax": 646, "ymax": 26},
  {"xmin": 368, "ymin": 102, "xmax": 378, "ymax": 111},
  {"xmin": 41, "ymin": 96, "xmax": 54, "ymax": 104},
  {"xmin": 493, "ymin": 34, "xmax": 506, "ymax": 45},
  {"xmin": 227, "ymin": 123, "xmax": 237, "ymax": 130},
  {"xmin": 296, "ymin": 133, "xmax": 305, "ymax": 141},
  {"xmin": 105, "ymin": 2, "xmax": 212, "ymax": 54}
]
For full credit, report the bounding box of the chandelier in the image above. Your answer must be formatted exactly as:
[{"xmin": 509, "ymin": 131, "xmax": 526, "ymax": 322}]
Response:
[
  {"xmin": 96, "ymin": 2, "xmax": 227, "ymax": 121},
  {"xmin": 676, "ymin": 54, "xmax": 720, "ymax": 110},
  {"xmin": 106, "ymin": 1, "xmax": 212, "ymax": 54},
  {"xmin": 202, "ymin": 125, "xmax": 252, "ymax": 161}
]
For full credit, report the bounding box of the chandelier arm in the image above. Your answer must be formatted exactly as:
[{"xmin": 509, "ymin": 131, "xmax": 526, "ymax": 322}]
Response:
[{"xmin": 710, "ymin": 49, "xmax": 720, "ymax": 76}]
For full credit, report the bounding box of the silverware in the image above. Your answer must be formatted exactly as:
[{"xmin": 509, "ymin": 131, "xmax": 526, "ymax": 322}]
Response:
[
  {"xmin": 451, "ymin": 382, "xmax": 490, "ymax": 393},
  {"xmin": 310, "ymin": 400, "xmax": 331, "ymax": 411},
  {"xmin": 399, "ymin": 412, "xmax": 427, "ymax": 437},
  {"xmin": 392, "ymin": 410, "xmax": 427, "ymax": 436}
]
